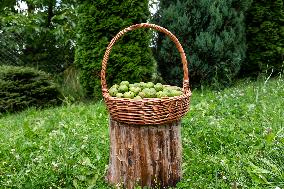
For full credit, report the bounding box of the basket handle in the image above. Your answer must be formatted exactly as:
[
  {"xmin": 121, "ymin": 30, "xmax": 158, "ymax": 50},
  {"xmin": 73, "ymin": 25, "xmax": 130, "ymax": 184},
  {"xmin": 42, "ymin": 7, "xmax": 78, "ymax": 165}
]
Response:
[{"xmin": 101, "ymin": 23, "xmax": 190, "ymax": 97}]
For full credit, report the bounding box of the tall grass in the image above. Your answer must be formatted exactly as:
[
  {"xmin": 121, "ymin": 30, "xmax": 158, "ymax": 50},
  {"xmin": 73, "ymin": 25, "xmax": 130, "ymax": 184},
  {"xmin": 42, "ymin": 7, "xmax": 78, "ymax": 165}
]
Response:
[{"xmin": 55, "ymin": 65, "xmax": 86, "ymax": 103}]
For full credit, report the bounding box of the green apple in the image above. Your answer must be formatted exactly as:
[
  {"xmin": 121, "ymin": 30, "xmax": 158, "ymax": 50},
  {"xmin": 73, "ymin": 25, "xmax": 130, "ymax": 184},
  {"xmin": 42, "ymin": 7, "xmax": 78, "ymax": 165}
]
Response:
[
  {"xmin": 131, "ymin": 87, "xmax": 142, "ymax": 95},
  {"xmin": 129, "ymin": 86, "xmax": 136, "ymax": 92},
  {"xmin": 149, "ymin": 88, "xmax": 157, "ymax": 97},
  {"xmin": 139, "ymin": 82, "xmax": 146, "ymax": 89},
  {"xmin": 133, "ymin": 96, "xmax": 142, "ymax": 100},
  {"xmin": 163, "ymin": 88, "xmax": 173, "ymax": 97},
  {"xmin": 145, "ymin": 82, "xmax": 154, "ymax": 88},
  {"xmin": 143, "ymin": 88, "xmax": 156, "ymax": 98},
  {"xmin": 138, "ymin": 91, "xmax": 145, "ymax": 98},
  {"xmin": 118, "ymin": 85, "xmax": 128, "ymax": 93},
  {"xmin": 120, "ymin": 81, "xmax": 129, "ymax": 86},
  {"xmin": 154, "ymin": 83, "xmax": 164, "ymax": 92},
  {"xmin": 172, "ymin": 90, "xmax": 183, "ymax": 96},
  {"xmin": 116, "ymin": 93, "xmax": 124, "ymax": 98},
  {"xmin": 109, "ymin": 87, "xmax": 118, "ymax": 97},
  {"xmin": 111, "ymin": 84, "xmax": 119, "ymax": 89},
  {"xmin": 156, "ymin": 91, "xmax": 168, "ymax": 98},
  {"xmin": 142, "ymin": 88, "xmax": 151, "ymax": 98},
  {"xmin": 123, "ymin": 91, "xmax": 135, "ymax": 99},
  {"xmin": 172, "ymin": 86, "xmax": 182, "ymax": 91},
  {"xmin": 133, "ymin": 83, "xmax": 140, "ymax": 88}
]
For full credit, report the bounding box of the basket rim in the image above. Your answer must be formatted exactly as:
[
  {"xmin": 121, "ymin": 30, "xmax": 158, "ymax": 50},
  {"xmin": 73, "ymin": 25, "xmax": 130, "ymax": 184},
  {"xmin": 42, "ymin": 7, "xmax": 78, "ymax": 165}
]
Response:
[{"xmin": 104, "ymin": 91, "xmax": 192, "ymax": 102}]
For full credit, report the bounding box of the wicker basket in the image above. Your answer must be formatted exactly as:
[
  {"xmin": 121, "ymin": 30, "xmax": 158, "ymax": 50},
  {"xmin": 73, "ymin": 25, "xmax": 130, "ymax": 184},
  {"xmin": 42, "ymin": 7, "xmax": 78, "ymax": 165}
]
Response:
[{"xmin": 101, "ymin": 23, "xmax": 191, "ymax": 125}]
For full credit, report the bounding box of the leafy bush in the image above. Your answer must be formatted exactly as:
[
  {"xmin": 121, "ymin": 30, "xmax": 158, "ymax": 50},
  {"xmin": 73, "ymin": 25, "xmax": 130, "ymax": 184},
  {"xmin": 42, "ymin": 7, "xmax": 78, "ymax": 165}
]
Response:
[
  {"xmin": 0, "ymin": 0, "xmax": 76, "ymax": 74},
  {"xmin": 75, "ymin": 0, "xmax": 155, "ymax": 99},
  {"xmin": 0, "ymin": 66, "xmax": 61, "ymax": 113},
  {"xmin": 152, "ymin": 0, "xmax": 252, "ymax": 88},
  {"xmin": 241, "ymin": 0, "xmax": 284, "ymax": 76}
]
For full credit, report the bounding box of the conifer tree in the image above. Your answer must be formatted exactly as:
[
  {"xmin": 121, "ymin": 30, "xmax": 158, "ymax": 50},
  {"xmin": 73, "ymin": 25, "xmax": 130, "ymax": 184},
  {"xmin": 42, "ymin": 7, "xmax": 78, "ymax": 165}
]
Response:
[
  {"xmin": 153, "ymin": 0, "xmax": 251, "ymax": 87},
  {"xmin": 242, "ymin": 0, "xmax": 284, "ymax": 76},
  {"xmin": 75, "ymin": 0, "xmax": 154, "ymax": 98}
]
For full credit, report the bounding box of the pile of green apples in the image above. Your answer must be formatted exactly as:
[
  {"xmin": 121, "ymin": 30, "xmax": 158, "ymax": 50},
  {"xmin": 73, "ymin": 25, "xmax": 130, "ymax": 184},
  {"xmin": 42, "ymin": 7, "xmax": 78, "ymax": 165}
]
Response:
[{"xmin": 108, "ymin": 81, "xmax": 183, "ymax": 99}]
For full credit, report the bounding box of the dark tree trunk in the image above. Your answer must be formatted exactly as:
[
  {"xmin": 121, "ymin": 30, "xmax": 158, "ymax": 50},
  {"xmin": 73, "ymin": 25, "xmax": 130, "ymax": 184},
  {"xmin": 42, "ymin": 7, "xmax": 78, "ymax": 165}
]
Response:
[
  {"xmin": 26, "ymin": 0, "xmax": 35, "ymax": 13},
  {"xmin": 106, "ymin": 118, "xmax": 182, "ymax": 189},
  {"xmin": 46, "ymin": 0, "xmax": 55, "ymax": 28}
]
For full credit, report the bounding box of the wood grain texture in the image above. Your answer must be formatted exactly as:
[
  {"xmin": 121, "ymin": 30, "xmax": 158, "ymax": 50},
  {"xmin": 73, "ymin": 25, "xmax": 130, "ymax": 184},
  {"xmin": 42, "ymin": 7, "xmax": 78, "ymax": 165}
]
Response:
[{"xmin": 106, "ymin": 118, "xmax": 182, "ymax": 189}]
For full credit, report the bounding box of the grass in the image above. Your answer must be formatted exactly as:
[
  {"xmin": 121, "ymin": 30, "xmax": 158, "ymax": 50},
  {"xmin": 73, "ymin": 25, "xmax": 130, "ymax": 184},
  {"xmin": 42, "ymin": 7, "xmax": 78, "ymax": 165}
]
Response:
[{"xmin": 0, "ymin": 76, "xmax": 283, "ymax": 188}]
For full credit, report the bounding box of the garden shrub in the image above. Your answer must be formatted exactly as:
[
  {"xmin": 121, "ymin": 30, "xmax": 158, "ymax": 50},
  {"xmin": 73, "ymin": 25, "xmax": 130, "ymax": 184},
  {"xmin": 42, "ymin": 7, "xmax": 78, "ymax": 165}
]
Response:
[
  {"xmin": 75, "ymin": 0, "xmax": 155, "ymax": 99},
  {"xmin": 0, "ymin": 66, "xmax": 61, "ymax": 113},
  {"xmin": 241, "ymin": 0, "xmax": 284, "ymax": 76},
  {"xmin": 152, "ymin": 0, "xmax": 252, "ymax": 88}
]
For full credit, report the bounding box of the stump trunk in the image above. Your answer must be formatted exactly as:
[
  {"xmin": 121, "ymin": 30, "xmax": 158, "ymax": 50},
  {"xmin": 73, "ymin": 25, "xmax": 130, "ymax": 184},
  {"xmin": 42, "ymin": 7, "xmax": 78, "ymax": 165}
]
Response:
[{"xmin": 106, "ymin": 118, "xmax": 182, "ymax": 189}]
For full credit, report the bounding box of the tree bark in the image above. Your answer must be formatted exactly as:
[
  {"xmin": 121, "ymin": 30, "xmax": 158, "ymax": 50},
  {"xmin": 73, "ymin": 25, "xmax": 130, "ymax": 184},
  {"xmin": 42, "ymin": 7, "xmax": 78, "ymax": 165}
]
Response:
[
  {"xmin": 46, "ymin": 0, "xmax": 55, "ymax": 28},
  {"xmin": 106, "ymin": 118, "xmax": 182, "ymax": 189}
]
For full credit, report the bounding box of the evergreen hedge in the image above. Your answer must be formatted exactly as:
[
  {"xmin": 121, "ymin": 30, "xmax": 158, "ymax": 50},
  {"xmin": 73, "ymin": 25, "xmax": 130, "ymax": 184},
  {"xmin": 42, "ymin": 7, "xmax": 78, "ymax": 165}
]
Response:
[
  {"xmin": 153, "ymin": 0, "xmax": 251, "ymax": 87},
  {"xmin": 75, "ymin": 0, "xmax": 155, "ymax": 98},
  {"xmin": 242, "ymin": 0, "xmax": 284, "ymax": 76},
  {"xmin": 0, "ymin": 66, "xmax": 61, "ymax": 113}
]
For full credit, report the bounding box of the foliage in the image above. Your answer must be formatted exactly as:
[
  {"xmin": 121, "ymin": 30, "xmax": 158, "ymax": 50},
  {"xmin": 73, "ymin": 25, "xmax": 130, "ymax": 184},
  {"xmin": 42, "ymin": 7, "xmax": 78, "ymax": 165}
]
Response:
[
  {"xmin": 0, "ymin": 0, "xmax": 77, "ymax": 73},
  {"xmin": 152, "ymin": 0, "xmax": 252, "ymax": 88},
  {"xmin": 0, "ymin": 0, "xmax": 16, "ymax": 11},
  {"xmin": 75, "ymin": 0, "xmax": 155, "ymax": 98},
  {"xmin": 0, "ymin": 76, "xmax": 283, "ymax": 188},
  {"xmin": 0, "ymin": 27, "xmax": 25, "ymax": 66},
  {"xmin": 0, "ymin": 4, "xmax": 24, "ymax": 66},
  {"xmin": 0, "ymin": 66, "xmax": 62, "ymax": 113},
  {"xmin": 241, "ymin": 0, "xmax": 284, "ymax": 76}
]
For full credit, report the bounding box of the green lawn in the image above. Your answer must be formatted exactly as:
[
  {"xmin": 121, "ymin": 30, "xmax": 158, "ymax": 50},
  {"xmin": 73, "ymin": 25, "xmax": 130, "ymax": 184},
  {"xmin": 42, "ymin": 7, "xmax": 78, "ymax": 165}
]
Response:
[{"xmin": 0, "ymin": 77, "xmax": 283, "ymax": 188}]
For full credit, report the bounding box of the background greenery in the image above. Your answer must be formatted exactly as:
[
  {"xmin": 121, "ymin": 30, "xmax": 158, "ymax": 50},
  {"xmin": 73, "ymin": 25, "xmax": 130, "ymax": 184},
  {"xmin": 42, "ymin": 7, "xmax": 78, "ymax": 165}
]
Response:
[
  {"xmin": 241, "ymin": 0, "xmax": 284, "ymax": 77},
  {"xmin": 1, "ymin": 0, "xmax": 283, "ymax": 99},
  {"xmin": 0, "ymin": 0, "xmax": 284, "ymax": 188},
  {"xmin": 0, "ymin": 0, "xmax": 76, "ymax": 73},
  {"xmin": 152, "ymin": 0, "xmax": 252, "ymax": 88}
]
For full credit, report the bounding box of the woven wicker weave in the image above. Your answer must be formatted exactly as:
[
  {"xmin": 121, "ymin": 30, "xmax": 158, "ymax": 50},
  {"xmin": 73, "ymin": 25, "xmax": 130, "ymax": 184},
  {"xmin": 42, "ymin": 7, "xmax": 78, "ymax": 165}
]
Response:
[{"xmin": 101, "ymin": 23, "xmax": 191, "ymax": 125}]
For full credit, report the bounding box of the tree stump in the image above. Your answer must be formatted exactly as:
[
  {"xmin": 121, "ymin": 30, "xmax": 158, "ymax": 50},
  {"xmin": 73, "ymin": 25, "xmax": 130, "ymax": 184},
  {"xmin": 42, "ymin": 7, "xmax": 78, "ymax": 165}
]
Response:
[{"xmin": 106, "ymin": 118, "xmax": 182, "ymax": 189}]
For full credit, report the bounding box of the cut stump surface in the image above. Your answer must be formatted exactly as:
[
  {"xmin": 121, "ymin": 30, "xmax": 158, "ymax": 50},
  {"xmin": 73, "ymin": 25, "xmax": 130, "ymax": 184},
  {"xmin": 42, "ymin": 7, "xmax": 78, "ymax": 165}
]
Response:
[{"xmin": 106, "ymin": 118, "xmax": 182, "ymax": 189}]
